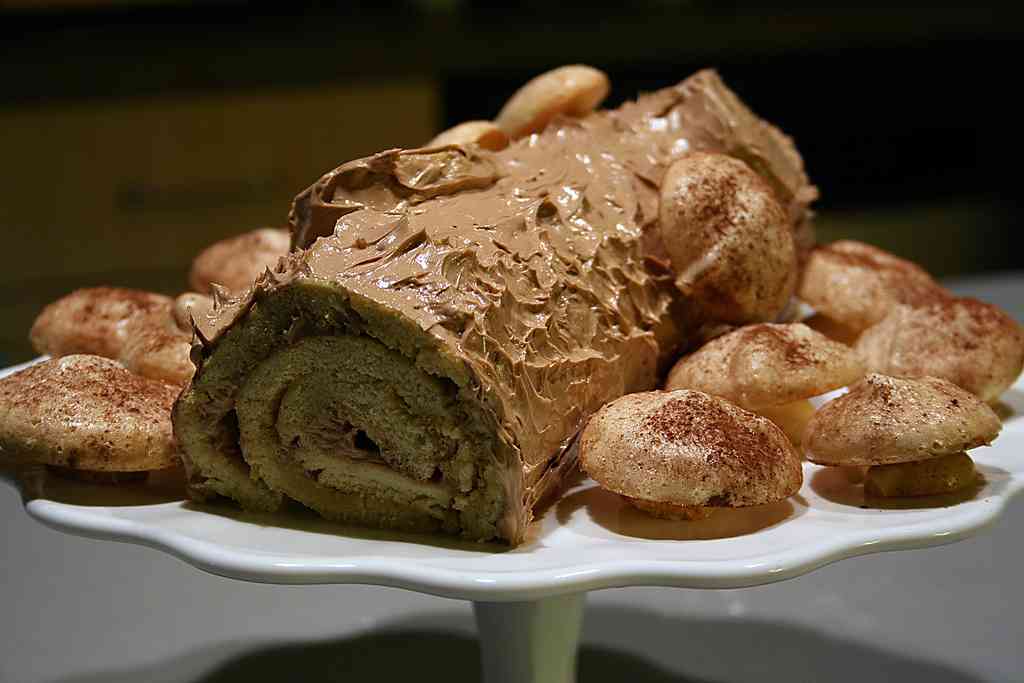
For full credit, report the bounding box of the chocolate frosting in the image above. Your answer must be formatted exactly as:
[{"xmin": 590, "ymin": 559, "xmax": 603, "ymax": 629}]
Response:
[
  {"xmin": 291, "ymin": 70, "xmax": 816, "ymax": 254},
  {"xmin": 195, "ymin": 69, "xmax": 816, "ymax": 540}
]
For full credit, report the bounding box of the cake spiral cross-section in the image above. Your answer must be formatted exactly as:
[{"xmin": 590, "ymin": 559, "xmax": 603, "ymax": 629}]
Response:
[{"xmin": 172, "ymin": 69, "xmax": 815, "ymax": 543}]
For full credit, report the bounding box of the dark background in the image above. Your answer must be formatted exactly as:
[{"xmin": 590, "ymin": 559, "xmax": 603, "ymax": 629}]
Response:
[{"xmin": 1, "ymin": 2, "xmax": 1020, "ymax": 363}]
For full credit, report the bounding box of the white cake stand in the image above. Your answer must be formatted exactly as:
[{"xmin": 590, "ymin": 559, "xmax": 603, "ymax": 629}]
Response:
[{"xmin": 3, "ymin": 359, "xmax": 1023, "ymax": 683}]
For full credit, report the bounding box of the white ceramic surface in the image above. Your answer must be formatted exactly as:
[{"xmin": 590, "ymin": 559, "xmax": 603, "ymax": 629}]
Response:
[{"xmin": 3, "ymin": 359, "xmax": 1022, "ymax": 603}]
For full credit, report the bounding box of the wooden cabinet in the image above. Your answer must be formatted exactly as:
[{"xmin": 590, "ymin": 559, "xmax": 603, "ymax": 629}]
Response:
[{"xmin": 0, "ymin": 80, "xmax": 439, "ymax": 285}]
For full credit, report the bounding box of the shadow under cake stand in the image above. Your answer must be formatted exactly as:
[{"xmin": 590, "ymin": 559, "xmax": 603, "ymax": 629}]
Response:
[{"xmin": 4, "ymin": 358, "xmax": 1022, "ymax": 683}]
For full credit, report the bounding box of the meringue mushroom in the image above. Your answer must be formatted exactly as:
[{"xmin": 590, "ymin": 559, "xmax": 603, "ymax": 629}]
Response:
[
  {"xmin": 797, "ymin": 240, "xmax": 950, "ymax": 332},
  {"xmin": 495, "ymin": 64, "xmax": 610, "ymax": 139},
  {"xmin": 856, "ymin": 298, "xmax": 1024, "ymax": 403},
  {"xmin": 30, "ymin": 286, "xmax": 173, "ymax": 361},
  {"xmin": 30, "ymin": 286, "xmax": 194, "ymax": 386},
  {"xmin": 805, "ymin": 374, "xmax": 1001, "ymax": 497},
  {"xmin": 0, "ymin": 355, "xmax": 180, "ymax": 480},
  {"xmin": 665, "ymin": 323, "xmax": 864, "ymax": 444},
  {"xmin": 659, "ymin": 152, "xmax": 797, "ymax": 325},
  {"xmin": 580, "ymin": 390, "xmax": 803, "ymax": 520}
]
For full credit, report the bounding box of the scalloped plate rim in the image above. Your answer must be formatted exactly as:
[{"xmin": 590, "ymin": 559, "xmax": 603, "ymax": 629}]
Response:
[{"xmin": 19, "ymin": 485, "xmax": 1021, "ymax": 601}]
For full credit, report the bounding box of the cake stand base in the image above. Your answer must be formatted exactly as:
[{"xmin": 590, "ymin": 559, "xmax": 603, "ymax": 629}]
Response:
[{"xmin": 474, "ymin": 593, "xmax": 585, "ymax": 683}]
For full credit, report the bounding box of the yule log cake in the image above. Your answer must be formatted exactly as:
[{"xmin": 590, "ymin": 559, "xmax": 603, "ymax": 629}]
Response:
[{"xmin": 172, "ymin": 70, "xmax": 815, "ymax": 544}]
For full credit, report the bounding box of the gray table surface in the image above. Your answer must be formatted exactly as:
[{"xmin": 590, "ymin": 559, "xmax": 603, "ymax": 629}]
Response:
[{"xmin": 1, "ymin": 272, "xmax": 1021, "ymax": 683}]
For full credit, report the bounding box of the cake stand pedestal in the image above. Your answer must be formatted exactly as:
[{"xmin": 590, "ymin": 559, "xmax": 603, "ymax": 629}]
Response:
[{"xmin": 475, "ymin": 594, "xmax": 585, "ymax": 683}]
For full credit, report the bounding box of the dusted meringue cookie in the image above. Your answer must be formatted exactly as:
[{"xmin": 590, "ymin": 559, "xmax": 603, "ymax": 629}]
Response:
[
  {"xmin": 804, "ymin": 374, "xmax": 1000, "ymax": 467},
  {"xmin": 30, "ymin": 287, "xmax": 194, "ymax": 386},
  {"xmin": 660, "ymin": 153, "xmax": 797, "ymax": 324},
  {"xmin": 666, "ymin": 323, "xmax": 863, "ymax": 409},
  {"xmin": 665, "ymin": 323, "xmax": 863, "ymax": 443},
  {"xmin": 856, "ymin": 298, "xmax": 1024, "ymax": 403},
  {"xmin": 0, "ymin": 355, "xmax": 179, "ymax": 475},
  {"xmin": 797, "ymin": 240, "xmax": 950, "ymax": 332},
  {"xmin": 496, "ymin": 65, "xmax": 610, "ymax": 139},
  {"xmin": 188, "ymin": 227, "xmax": 290, "ymax": 294},
  {"xmin": 580, "ymin": 390, "xmax": 802, "ymax": 519},
  {"xmin": 31, "ymin": 287, "xmax": 173, "ymax": 360},
  {"xmin": 428, "ymin": 121, "xmax": 509, "ymax": 151}
]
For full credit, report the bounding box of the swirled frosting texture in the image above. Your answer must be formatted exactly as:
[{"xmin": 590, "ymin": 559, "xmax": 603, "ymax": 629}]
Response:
[{"xmin": 191, "ymin": 70, "xmax": 815, "ymax": 541}]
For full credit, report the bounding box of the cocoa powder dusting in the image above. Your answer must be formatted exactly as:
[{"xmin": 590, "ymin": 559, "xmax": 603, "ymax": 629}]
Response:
[
  {"xmin": 750, "ymin": 325, "xmax": 816, "ymax": 366},
  {"xmin": 692, "ymin": 172, "xmax": 741, "ymax": 238},
  {"xmin": 642, "ymin": 393, "xmax": 779, "ymax": 470}
]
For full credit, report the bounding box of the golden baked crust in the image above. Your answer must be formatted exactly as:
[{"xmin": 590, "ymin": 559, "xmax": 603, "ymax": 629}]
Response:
[
  {"xmin": 798, "ymin": 240, "xmax": 949, "ymax": 331},
  {"xmin": 804, "ymin": 374, "xmax": 1001, "ymax": 466},
  {"xmin": 856, "ymin": 298, "xmax": 1024, "ymax": 403},
  {"xmin": 0, "ymin": 355, "xmax": 179, "ymax": 472},
  {"xmin": 188, "ymin": 227, "xmax": 290, "ymax": 294},
  {"xmin": 665, "ymin": 323, "xmax": 864, "ymax": 409},
  {"xmin": 580, "ymin": 390, "xmax": 802, "ymax": 508}
]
